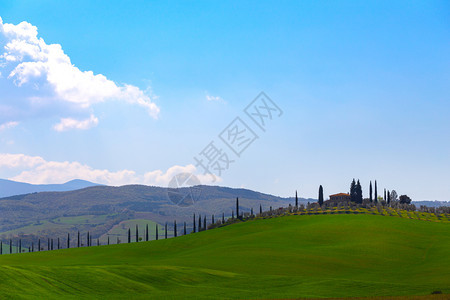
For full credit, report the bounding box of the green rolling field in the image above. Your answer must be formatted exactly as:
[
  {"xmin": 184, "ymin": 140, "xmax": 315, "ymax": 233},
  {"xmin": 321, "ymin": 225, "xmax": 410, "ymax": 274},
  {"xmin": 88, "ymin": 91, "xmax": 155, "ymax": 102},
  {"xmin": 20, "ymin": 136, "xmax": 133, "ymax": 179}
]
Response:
[{"xmin": 0, "ymin": 214, "xmax": 448, "ymax": 299}]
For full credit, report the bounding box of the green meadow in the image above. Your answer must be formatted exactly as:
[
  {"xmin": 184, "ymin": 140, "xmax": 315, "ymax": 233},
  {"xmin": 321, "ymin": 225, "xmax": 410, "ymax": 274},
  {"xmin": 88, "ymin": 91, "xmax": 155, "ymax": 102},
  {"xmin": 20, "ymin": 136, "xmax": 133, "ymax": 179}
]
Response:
[{"xmin": 0, "ymin": 214, "xmax": 448, "ymax": 299}]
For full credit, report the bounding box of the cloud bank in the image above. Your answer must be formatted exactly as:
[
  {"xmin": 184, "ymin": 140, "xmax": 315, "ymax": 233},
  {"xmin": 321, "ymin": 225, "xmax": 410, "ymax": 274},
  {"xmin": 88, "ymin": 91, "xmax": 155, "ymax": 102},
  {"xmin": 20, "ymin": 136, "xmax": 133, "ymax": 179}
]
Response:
[
  {"xmin": 0, "ymin": 17, "xmax": 160, "ymax": 130},
  {"xmin": 0, "ymin": 153, "xmax": 217, "ymax": 186}
]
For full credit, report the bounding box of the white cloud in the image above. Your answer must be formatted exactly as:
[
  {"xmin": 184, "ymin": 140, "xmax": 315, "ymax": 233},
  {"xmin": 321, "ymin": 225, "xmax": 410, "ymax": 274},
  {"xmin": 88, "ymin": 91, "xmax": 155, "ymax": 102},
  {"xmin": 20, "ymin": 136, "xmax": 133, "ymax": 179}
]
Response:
[
  {"xmin": 0, "ymin": 153, "xmax": 218, "ymax": 186},
  {"xmin": 0, "ymin": 17, "xmax": 160, "ymax": 128},
  {"xmin": 0, "ymin": 121, "xmax": 18, "ymax": 131},
  {"xmin": 53, "ymin": 114, "xmax": 98, "ymax": 132},
  {"xmin": 205, "ymin": 92, "xmax": 223, "ymax": 102}
]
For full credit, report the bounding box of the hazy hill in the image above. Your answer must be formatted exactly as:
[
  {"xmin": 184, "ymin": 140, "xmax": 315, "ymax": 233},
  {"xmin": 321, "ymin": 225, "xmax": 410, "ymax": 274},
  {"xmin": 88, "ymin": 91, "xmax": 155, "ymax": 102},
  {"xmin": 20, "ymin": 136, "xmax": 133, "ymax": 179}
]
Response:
[
  {"xmin": 0, "ymin": 184, "xmax": 311, "ymax": 239},
  {"xmin": 0, "ymin": 178, "xmax": 100, "ymax": 198}
]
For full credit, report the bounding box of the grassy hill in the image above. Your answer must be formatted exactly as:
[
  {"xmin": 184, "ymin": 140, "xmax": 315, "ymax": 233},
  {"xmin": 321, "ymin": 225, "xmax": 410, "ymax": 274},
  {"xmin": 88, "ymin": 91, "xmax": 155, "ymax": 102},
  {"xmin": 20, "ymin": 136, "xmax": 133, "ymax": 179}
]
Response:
[{"xmin": 0, "ymin": 213, "xmax": 448, "ymax": 299}]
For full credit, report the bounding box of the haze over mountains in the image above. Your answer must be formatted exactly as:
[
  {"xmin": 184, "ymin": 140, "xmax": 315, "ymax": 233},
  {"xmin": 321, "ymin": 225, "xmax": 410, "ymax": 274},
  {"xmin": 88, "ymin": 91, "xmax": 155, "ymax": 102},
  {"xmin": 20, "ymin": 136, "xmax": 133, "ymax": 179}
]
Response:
[{"xmin": 0, "ymin": 179, "xmax": 100, "ymax": 198}]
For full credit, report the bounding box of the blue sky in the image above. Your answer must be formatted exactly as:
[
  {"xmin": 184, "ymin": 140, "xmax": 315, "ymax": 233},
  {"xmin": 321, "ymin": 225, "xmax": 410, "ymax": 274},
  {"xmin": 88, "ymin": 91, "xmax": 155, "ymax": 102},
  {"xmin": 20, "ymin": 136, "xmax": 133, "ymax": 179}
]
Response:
[{"xmin": 0, "ymin": 1, "xmax": 449, "ymax": 201}]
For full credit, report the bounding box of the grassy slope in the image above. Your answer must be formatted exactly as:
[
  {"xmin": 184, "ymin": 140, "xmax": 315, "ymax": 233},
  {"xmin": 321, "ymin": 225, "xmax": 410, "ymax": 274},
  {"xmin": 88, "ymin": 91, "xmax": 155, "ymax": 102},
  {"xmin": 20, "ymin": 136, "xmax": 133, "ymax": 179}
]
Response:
[{"xmin": 0, "ymin": 214, "xmax": 448, "ymax": 299}]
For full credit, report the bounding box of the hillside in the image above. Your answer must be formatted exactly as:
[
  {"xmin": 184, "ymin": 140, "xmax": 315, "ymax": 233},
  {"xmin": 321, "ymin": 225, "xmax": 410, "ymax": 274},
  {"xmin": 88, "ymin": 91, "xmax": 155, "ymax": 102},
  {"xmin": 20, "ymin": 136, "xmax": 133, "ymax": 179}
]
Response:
[
  {"xmin": 0, "ymin": 179, "xmax": 100, "ymax": 198},
  {"xmin": 0, "ymin": 214, "xmax": 448, "ymax": 299},
  {"xmin": 0, "ymin": 185, "xmax": 306, "ymax": 242}
]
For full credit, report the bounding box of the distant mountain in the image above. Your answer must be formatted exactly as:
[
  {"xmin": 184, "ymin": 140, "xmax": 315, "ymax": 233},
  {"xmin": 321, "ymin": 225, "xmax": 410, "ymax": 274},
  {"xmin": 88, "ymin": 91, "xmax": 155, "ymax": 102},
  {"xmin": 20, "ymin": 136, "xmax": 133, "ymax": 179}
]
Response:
[
  {"xmin": 412, "ymin": 200, "xmax": 450, "ymax": 207},
  {"xmin": 0, "ymin": 179, "xmax": 101, "ymax": 198}
]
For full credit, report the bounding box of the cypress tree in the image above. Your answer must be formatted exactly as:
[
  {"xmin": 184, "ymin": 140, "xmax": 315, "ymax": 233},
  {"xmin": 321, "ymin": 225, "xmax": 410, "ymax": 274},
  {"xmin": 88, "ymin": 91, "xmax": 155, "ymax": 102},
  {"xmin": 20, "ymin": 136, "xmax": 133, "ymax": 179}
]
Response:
[
  {"xmin": 67, "ymin": 233, "xmax": 70, "ymax": 249},
  {"xmin": 374, "ymin": 180, "xmax": 378, "ymax": 203},
  {"xmin": 57, "ymin": 237, "xmax": 60, "ymax": 250},
  {"xmin": 212, "ymin": 214, "xmax": 215, "ymax": 224},
  {"xmin": 251, "ymin": 208, "xmax": 253, "ymax": 216},
  {"xmin": 77, "ymin": 231, "xmax": 80, "ymax": 248},
  {"xmin": 128, "ymin": 228, "xmax": 131, "ymax": 243},
  {"xmin": 236, "ymin": 197, "xmax": 239, "ymax": 219},
  {"xmin": 136, "ymin": 225, "xmax": 139, "ymax": 243},
  {"xmin": 10, "ymin": 239, "xmax": 12, "ymax": 254},
  {"xmin": 198, "ymin": 215, "xmax": 202, "ymax": 231},
  {"xmin": 295, "ymin": 190, "xmax": 298, "ymax": 207},
  {"xmin": 0, "ymin": 241, "xmax": 2, "ymax": 255},
  {"xmin": 356, "ymin": 180, "xmax": 363, "ymax": 204},
  {"xmin": 184, "ymin": 222, "xmax": 187, "ymax": 235},
  {"xmin": 87, "ymin": 232, "xmax": 90, "ymax": 247},
  {"xmin": 260, "ymin": 204, "xmax": 262, "ymax": 215},
  {"xmin": 193, "ymin": 213, "xmax": 196, "ymax": 233},
  {"xmin": 384, "ymin": 189, "xmax": 387, "ymax": 201},
  {"xmin": 222, "ymin": 212, "xmax": 225, "ymax": 223},
  {"xmin": 174, "ymin": 220, "xmax": 177, "ymax": 237},
  {"xmin": 318, "ymin": 185, "xmax": 324, "ymax": 206},
  {"xmin": 156, "ymin": 224, "xmax": 159, "ymax": 240},
  {"xmin": 107, "ymin": 236, "xmax": 110, "ymax": 245},
  {"xmin": 350, "ymin": 179, "xmax": 357, "ymax": 203},
  {"xmin": 31, "ymin": 242, "xmax": 33, "ymax": 252},
  {"xmin": 369, "ymin": 181, "xmax": 373, "ymax": 202},
  {"xmin": 387, "ymin": 190, "xmax": 391, "ymax": 205},
  {"xmin": 203, "ymin": 216, "xmax": 206, "ymax": 230},
  {"xmin": 165, "ymin": 222, "xmax": 168, "ymax": 239},
  {"xmin": 97, "ymin": 239, "xmax": 99, "ymax": 246},
  {"xmin": 146, "ymin": 224, "xmax": 149, "ymax": 241},
  {"xmin": 51, "ymin": 239, "xmax": 53, "ymax": 250},
  {"xmin": 38, "ymin": 239, "xmax": 41, "ymax": 252},
  {"xmin": 19, "ymin": 239, "xmax": 21, "ymax": 254}
]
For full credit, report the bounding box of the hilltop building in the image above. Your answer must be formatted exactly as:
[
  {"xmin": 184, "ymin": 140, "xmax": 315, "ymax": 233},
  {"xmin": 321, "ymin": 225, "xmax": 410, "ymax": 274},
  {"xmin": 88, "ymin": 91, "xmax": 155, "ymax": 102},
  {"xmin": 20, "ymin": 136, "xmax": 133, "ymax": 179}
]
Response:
[{"xmin": 324, "ymin": 193, "xmax": 351, "ymax": 206}]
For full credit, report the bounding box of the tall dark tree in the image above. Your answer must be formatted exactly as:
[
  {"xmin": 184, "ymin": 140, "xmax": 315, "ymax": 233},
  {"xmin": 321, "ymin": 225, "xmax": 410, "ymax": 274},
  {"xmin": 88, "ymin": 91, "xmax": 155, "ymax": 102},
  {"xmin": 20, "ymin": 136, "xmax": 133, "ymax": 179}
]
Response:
[
  {"xmin": 203, "ymin": 216, "xmax": 206, "ymax": 230},
  {"xmin": 350, "ymin": 179, "xmax": 357, "ymax": 203},
  {"xmin": 67, "ymin": 233, "xmax": 70, "ymax": 249},
  {"xmin": 97, "ymin": 239, "xmax": 99, "ymax": 246},
  {"xmin": 165, "ymin": 222, "xmax": 168, "ymax": 239},
  {"xmin": 369, "ymin": 181, "xmax": 373, "ymax": 202},
  {"xmin": 251, "ymin": 208, "xmax": 253, "ymax": 216},
  {"xmin": 222, "ymin": 212, "xmax": 225, "ymax": 223},
  {"xmin": 38, "ymin": 239, "xmax": 41, "ymax": 252},
  {"xmin": 193, "ymin": 213, "xmax": 196, "ymax": 233},
  {"xmin": 107, "ymin": 236, "xmax": 110, "ymax": 245},
  {"xmin": 58, "ymin": 237, "xmax": 60, "ymax": 250},
  {"xmin": 127, "ymin": 228, "xmax": 131, "ymax": 243},
  {"xmin": 77, "ymin": 231, "xmax": 80, "ymax": 248},
  {"xmin": 198, "ymin": 215, "xmax": 202, "ymax": 231},
  {"xmin": 374, "ymin": 180, "xmax": 378, "ymax": 203},
  {"xmin": 87, "ymin": 232, "xmax": 90, "ymax": 247},
  {"xmin": 236, "ymin": 197, "xmax": 240, "ymax": 219},
  {"xmin": 184, "ymin": 222, "xmax": 187, "ymax": 235},
  {"xmin": 31, "ymin": 242, "xmax": 33, "ymax": 252},
  {"xmin": 174, "ymin": 220, "xmax": 177, "ymax": 237},
  {"xmin": 146, "ymin": 224, "xmax": 149, "ymax": 242},
  {"xmin": 356, "ymin": 180, "xmax": 363, "ymax": 204},
  {"xmin": 212, "ymin": 214, "xmax": 215, "ymax": 224},
  {"xmin": 19, "ymin": 239, "xmax": 21, "ymax": 253},
  {"xmin": 135, "ymin": 225, "xmax": 139, "ymax": 243},
  {"xmin": 384, "ymin": 189, "xmax": 387, "ymax": 201},
  {"xmin": 0, "ymin": 241, "xmax": 2, "ymax": 255},
  {"xmin": 295, "ymin": 190, "xmax": 298, "ymax": 208},
  {"xmin": 387, "ymin": 190, "xmax": 391, "ymax": 205},
  {"xmin": 10, "ymin": 239, "xmax": 12, "ymax": 254},
  {"xmin": 318, "ymin": 185, "xmax": 324, "ymax": 206},
  {"xmin": 260, "ymin": 204, "xmax": 262, "ymax": 215},
  {"xmin": 156, "ymin": 224, "xmax": 159, "ymax": 240}
]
